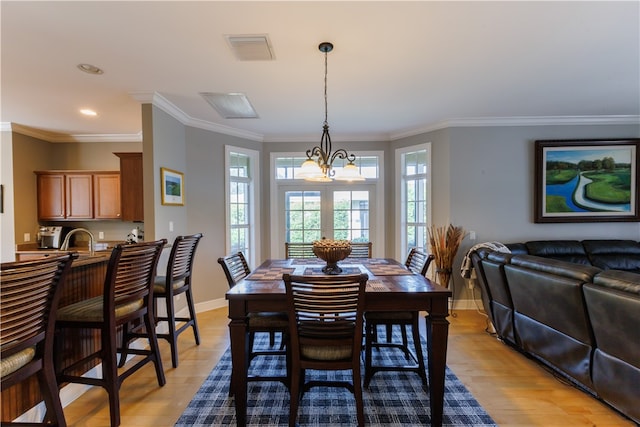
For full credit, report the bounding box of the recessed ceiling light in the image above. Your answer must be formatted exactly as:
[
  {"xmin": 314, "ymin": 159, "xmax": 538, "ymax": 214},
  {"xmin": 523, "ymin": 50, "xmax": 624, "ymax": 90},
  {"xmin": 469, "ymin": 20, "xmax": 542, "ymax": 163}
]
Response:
[
  {"xmin": 80, "ymin": 109, "xmax": 97, "ymax": 116},
  {"xmin": 77, "ymin": 63, "xmax": 104, "ymax": 75}
]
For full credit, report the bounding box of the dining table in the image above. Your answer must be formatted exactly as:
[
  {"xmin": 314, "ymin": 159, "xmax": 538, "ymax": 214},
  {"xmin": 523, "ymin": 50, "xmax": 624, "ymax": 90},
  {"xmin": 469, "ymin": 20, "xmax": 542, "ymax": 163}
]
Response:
[{"xmin": 225, "ymin": 257, "xmax": 452, "ymax": 426}]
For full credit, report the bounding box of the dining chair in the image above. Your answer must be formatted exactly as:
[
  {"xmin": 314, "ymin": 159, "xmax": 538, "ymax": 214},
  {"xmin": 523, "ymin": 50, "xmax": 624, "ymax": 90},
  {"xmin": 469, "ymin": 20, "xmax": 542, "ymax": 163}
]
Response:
[
  {"xmin": 283, "ymin": 273, "xmax": 368, "ymax": 427},
  {"xmin": 364, "ymin": 248, "xmax": 433, "ymax": 389},
  {"xmin": 217, "ymin": 252, "xmax": 288, "ymax": 392},
  {"xmin": 1, "ymin": 253, "xmax": 76, "ymax": 427},
  {"xmin": 350, "ymin": 241, "xmax": 372, "ymax": 258},
  {"xmin": 150, "ymin": 233, "xmax": 202, "ymax": 368},
  {"xmin": 284, "ymin": 242, "xmax": 315, "ymax": 259},
  {"xmin": 56, "ymin": 240, "xmax": 166, "ymax": 427}
]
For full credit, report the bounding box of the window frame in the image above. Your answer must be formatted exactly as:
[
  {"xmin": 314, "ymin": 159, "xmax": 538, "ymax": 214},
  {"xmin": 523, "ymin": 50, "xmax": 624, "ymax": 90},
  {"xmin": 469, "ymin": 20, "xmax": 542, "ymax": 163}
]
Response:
[
  {"xmin": 395, "ymin": 143, "xmax": 432, "ymax": 261},
  {"xmin": 225, "ymin": 145, "xmax": 260, "ymax": 268}
]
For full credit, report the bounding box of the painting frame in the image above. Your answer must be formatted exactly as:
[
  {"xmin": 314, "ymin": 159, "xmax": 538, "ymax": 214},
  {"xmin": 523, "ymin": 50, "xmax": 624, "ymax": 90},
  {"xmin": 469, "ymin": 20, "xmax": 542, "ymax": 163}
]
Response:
[
  {"xmin": 534, "ymin": 139, "xmax": 640, "ymax": 223},
  {"xmin": 160, "ymin": 167, "xmax": 184, "ymax": 206}
]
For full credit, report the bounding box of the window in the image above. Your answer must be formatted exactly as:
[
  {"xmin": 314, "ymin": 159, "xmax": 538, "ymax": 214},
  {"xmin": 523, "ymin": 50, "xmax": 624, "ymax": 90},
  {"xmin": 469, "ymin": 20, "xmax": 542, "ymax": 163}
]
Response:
[
  {"xmin": 225, "ymin": 146, "xmax": 260, "ymax": 267},
  {"xmin": 396, "ymin": 144, "xmax": 431, "ymax": 260},
  {"xmin": 271, "ymin": 152, "xmax": 384, "ymax": 257}
]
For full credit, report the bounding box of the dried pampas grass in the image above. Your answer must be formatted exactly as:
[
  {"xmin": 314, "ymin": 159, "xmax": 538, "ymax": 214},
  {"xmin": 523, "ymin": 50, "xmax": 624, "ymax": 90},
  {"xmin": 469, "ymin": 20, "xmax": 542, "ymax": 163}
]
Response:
[{"xmin": 428, "ymin": 224, "xmax": 466, "ymax": 287}]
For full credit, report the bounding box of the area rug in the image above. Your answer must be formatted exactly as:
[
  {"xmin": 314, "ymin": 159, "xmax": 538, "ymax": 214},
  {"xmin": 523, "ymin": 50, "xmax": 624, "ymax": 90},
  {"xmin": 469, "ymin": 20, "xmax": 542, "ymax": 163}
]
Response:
[{"xmin": 176, "ymin": 331, "xmax": 496, "ymax": 426}]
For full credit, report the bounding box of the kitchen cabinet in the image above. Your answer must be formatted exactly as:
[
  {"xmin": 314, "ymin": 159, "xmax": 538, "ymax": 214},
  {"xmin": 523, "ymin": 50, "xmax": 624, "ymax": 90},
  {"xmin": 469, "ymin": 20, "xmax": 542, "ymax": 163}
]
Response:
[
  {"xmin": 35, "ymin": 171, "xmax": 121, "ymax": 221},
  {"xmin": 114, "ymin": 152, "xmax": 144, "ymax": 222}
]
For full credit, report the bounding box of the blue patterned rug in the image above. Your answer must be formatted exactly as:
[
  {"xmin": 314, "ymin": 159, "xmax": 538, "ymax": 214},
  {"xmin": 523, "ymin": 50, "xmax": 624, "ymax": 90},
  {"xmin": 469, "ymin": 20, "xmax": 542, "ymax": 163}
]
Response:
[{"xmin": 176, "ymin": 330, "xmax": 496, "ymax": 426}]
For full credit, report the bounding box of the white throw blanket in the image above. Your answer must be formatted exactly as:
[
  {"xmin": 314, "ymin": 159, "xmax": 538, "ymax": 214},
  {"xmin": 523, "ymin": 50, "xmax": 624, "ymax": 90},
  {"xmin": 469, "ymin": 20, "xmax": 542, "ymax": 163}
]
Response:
[{"xmin": 460, "ymin": 241, "xmax": 511, "ymax": 279}]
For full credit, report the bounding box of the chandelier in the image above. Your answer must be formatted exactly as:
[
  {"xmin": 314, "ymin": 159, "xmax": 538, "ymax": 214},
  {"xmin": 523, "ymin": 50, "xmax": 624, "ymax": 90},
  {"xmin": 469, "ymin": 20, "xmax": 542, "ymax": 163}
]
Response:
[{"xmin": 298, "ymin": 42, "xmax": 365, "ymax": 182}]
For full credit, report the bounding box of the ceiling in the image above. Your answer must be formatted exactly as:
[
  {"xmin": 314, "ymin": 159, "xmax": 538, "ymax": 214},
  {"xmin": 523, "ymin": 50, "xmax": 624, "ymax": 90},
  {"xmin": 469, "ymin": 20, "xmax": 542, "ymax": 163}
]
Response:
[{"xmin": 2, "ymin": 1, "xmax": 639, "ymax": 143}]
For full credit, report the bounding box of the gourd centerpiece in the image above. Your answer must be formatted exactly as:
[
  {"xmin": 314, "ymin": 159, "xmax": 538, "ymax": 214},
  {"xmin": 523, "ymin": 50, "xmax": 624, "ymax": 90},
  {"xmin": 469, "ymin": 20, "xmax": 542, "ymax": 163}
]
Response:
[{"xmin": 312, "ymin": 238, "xmax": 352, "ymax": 274}]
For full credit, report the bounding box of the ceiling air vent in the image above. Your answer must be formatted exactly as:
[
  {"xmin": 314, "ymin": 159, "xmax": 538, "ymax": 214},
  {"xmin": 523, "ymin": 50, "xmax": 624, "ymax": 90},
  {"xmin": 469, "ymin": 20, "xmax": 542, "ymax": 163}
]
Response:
[
  {"xmin": 225, "ymin": 35, "xmax": 274, "ymax": 61},
  {"xmin": 200, "ymin": 92, "xmax": 258, "ymax": 119}
]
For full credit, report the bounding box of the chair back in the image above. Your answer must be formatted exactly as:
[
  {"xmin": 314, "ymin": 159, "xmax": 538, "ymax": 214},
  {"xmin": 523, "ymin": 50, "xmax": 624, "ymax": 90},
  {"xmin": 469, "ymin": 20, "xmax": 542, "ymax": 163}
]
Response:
[
  {"xmin": 405, "ymin": 248, "xmax": 434, "ymax": 277},
  {"xmin": 164, "ymin": 233, "xmax": 203, "ymax": 291},
  {"xmin": 1, "ymin": 253, "xmax": 75, "ymax": 380},
  {"xmin": 104, "ymin": 240, "xmax": 166, "ymax": 322},
  {"xmin": 283, "ymin": 273, "xmax": 368, "ymax": 353},
  {"xmin": 218, "ymin": 252, "xmax": 251, "ymax": 287},
  {"xmin": 284, "ymin": 242, "xmax": 315, "ymax": 259},
  {"xmin": 350, "ymin": 242, "xmax": 372, "ymax": 258}
]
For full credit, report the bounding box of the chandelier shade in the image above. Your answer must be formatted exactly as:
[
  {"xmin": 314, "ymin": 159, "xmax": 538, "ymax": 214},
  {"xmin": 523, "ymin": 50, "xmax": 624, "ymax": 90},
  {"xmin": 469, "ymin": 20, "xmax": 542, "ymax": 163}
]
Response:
[{"xmin": 300, "ymin": 42, "xmax": 365, "ymax": 182}]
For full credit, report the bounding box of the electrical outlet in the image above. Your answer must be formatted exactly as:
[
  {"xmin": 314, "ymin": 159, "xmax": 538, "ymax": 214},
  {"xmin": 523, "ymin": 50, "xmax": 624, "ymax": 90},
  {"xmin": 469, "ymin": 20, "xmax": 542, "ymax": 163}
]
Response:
[
  {"xmin": 24, "ymin": 233, "xmax": 31, "ymax": 242},
  {"xmin": 98, "ymin": 231, "xmax": 105, "ymax": 240},
  {"xmin": 469, "ymin": 230, "xmax": 476, "ymax": 241},
  {"xmin": 169, "ymin": 221, "xmax": 174, "ymax": 232}
]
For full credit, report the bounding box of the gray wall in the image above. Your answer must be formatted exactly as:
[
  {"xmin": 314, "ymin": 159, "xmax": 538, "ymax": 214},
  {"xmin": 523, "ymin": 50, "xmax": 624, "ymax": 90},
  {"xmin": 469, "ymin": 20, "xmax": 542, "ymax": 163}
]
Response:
[{"xmin": 394, "ymin": 124, "xmax": 640, "ymax": 299}]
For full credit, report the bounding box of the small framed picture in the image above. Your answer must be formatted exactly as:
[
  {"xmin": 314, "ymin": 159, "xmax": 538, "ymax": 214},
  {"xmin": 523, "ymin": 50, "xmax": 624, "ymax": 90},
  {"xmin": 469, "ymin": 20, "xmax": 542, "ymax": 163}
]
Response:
[
  {"xmin": 534, "ymin": 139, "xmax": 639, "ymax": 223},
  {"xmin": 161, "ymin": 167, "xmax": 184, "ymax": 206}
]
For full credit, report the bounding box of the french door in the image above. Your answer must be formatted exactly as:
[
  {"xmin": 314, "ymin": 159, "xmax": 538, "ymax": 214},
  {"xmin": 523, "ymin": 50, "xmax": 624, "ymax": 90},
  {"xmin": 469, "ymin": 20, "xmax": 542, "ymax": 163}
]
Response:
[{"xmin": 276, "ymin": 184, "xmax": 377, "ymax": 257}]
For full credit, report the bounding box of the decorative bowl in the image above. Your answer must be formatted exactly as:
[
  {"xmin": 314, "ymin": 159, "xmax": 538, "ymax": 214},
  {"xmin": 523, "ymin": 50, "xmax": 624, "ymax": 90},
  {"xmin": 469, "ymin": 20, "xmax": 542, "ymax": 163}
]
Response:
[{"xmin": 312, "ymin": 239, "xmax": 352, "ymax": 274}]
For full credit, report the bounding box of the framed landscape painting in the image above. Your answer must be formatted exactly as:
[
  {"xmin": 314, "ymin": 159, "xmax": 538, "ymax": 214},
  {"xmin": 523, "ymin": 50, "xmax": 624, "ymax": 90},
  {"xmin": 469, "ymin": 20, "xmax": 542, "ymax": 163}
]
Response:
[
  {"xmin": 161, "ymin": 167, "xmax": 184, "ymax": 206},
  {"xmin": 534, "ymin": 139, "xmax": 640, "ymax": 223}
]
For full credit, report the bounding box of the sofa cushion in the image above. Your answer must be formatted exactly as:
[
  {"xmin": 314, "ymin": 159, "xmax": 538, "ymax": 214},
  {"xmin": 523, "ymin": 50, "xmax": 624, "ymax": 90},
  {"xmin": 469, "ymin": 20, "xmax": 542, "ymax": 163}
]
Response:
[
  {"xmin": 524, "ymin": 240, "xmax": 591, "ymax": 265},
  {"xmin": 583, "ymin": 240, "xmax": 640, "ymax": 272}
]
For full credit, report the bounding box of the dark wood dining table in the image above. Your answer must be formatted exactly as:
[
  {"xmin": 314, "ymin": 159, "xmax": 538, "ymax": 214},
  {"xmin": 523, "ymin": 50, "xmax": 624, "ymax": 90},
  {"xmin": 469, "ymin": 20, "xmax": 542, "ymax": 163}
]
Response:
[{"xmin": 226, "ymin": 257, "xmax": 452, "ymax": 426}]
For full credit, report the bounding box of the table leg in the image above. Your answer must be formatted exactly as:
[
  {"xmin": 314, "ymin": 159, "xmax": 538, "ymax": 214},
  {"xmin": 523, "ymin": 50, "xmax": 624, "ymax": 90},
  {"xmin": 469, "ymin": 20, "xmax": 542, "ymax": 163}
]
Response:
[
  {"xmin": 229, "ymin": 316, "xmax": 249, "ymax": 426},
  {"xmin": 425, "ymin": 302, "xmax": 449, "ymax": 427}
]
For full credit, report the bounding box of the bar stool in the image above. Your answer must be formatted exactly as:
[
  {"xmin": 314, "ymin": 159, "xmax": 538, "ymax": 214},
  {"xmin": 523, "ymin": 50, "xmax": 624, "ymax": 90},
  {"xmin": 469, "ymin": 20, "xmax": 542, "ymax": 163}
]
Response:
[
  {"xmin": 1, "ymin": 253, "xmax": 76, "ymax": 427},
  {"xmin": 364, "ymin": 248, "xmax": 434, "ymax": 389},
  {"xmin": 121, "ymin": 233, "xmax": 203, "ymax": 369},
  {"xmin": 56, "ymin": 240, "xmax": 166, "ymax": 427}
]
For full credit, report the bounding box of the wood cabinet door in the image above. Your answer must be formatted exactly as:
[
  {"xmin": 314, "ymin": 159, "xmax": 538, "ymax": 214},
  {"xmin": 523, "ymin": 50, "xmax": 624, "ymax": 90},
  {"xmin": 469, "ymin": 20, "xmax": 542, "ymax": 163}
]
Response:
[
  {"xmin": 94, "ymin": 173, "xmax": 121, "ymax": 219},
  {"xmin": 115, "ymin": 152, "xmax": 144, "ymax": 221},
  {"xmin": 37, "ymin": 173, "xmax": 65, "ymax": 220},
  {"xmin": 65, "ymin": 174, "xmax": 93, "ymax": 219}
]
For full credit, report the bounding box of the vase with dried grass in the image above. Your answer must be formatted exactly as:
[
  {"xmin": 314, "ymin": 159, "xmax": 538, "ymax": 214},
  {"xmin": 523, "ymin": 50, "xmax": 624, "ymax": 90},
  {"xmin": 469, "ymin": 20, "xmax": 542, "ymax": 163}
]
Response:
[{"xmin": 428, "ymin": 224, "xmax": 466, "ymax": 288}]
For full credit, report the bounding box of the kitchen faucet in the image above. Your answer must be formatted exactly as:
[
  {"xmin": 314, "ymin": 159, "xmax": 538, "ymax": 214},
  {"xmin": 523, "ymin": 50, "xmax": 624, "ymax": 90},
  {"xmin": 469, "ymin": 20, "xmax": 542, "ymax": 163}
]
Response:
[{"xmin": 60, "ymin": 228, "xmax": 96, "ymax": 255}]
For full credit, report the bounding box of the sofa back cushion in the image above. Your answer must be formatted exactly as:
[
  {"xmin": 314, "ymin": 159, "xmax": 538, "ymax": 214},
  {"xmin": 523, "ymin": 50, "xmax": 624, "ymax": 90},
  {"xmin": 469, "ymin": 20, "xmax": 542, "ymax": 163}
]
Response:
[
  {"xmin": 583, "ymin": 240, "xmax": 640, "ymax": 272},
  {"xmin": 586, "ymin": 270, "xmax": 640, "ymax": 368},
  {"xmin": 505, "ymin": 255, "xmax": 600, "ymax": 344},
  {"xmin": 524, "ymin": 240, "xmax": 591, "ymax": 265}
]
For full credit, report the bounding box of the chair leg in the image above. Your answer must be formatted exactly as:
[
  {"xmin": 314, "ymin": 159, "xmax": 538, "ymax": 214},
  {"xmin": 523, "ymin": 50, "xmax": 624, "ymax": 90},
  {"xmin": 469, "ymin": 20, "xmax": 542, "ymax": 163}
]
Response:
[
  {"xmin": 288, "ymin": 368, "xmax": 301, "ymax": 427},
  {"xmin": 164, "ymin": 294, "xmax": 179, "ymax": 369},
  {"xmin": 401, "ymin": 325, "xmax": 411, "ymax": 360},
  {"xmin": 144, "ymin": 311, "xmax": 166, "ymax": 387},
  {"xmin": 103, "ymin": 324, "xmax": 121, "ymax": 427},
  {"xmin": 38, "ymin": 363, "xmax": 67, "ymax": 427},
  {"xmin": 353, "ymin": 357, "xmax": 365, "ymax": 427},
  {"xmin": 363, "ymin": 322, "xmax": 374, "ymax": 388},
  {"xmin": 411, "ymin": 318, "xmax": 428, "ymax": 390},
  {"xmin": 185, "ymin": 288, "xmax": 200, "ymax": 345},
  {"xmin": 385, "ymin": 324, "xmax": 393, "ymax": 343}
]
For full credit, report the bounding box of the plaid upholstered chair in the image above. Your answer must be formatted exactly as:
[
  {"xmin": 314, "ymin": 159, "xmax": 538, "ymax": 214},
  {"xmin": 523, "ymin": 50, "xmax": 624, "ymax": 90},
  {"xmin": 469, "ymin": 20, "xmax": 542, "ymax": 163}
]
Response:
[
  {"xmin": 56, "ymin": 240, "xmax": 166, "ymax": 427},
  {"xmin": 1, "ymin": 253, "xmax": 76, "ymax": 427},
  {"xmin": 284, "ymin": 273, "xmax": 368, "ymax": 427},
  {"xmin": 218, "ymin": 252, "xmax": 288, "ymax": 393},
  {"xmin": 364, "ymin": 248, "xmax": 434, "ymax": 389}
]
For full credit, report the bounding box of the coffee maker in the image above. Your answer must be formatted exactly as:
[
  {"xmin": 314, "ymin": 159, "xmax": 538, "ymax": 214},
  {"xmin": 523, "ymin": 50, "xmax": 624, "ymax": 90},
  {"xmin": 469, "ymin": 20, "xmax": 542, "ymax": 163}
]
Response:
[{"xmin": 37, "ymin": 226, "xmax": 69, "ymax": 249}]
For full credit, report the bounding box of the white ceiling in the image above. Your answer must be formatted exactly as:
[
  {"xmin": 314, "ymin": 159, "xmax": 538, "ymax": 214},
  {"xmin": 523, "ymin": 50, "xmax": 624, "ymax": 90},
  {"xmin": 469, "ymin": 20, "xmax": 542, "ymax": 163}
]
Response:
[{"xmin": 2, "ymin": 1, "xmax": 639, "ymax": 143}]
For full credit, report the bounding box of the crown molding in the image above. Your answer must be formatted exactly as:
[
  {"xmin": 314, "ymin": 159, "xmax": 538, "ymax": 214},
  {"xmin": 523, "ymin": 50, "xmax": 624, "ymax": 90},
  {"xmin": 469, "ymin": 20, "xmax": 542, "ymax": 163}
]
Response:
[
  {"xmin": 5, "ymin": 103, "xmax": 639, "ymax": 144},
  {"xmin": 390, "ymin": 115, "xmax": 640, "ymax": 140}
]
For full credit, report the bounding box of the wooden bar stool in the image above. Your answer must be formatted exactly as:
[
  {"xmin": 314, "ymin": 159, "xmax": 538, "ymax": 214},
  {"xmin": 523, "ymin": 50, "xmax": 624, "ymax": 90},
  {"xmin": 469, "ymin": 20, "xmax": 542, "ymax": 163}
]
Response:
[
  {"xmin": 1, "ymin": 253, "xmax": 76, "ymax": 427},
  {"xmin": 56, "ymin": 240, "xmax": 166, "ymax": 427}
]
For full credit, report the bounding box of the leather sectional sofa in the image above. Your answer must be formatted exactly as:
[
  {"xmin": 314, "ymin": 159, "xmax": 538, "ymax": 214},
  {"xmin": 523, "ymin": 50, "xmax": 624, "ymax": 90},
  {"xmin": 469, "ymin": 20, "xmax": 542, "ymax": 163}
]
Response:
[{"xmin": 469, "ymin": 239, "xmax": 640, "ymax": 424}]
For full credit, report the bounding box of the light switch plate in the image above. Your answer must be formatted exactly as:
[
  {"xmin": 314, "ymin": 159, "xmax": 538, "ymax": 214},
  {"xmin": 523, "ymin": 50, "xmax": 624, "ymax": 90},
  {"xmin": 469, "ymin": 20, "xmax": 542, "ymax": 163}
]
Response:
[
  {"xmin": 98, "ymin": 231, "xmax": 105, "ymax": 239},
  {"xmin": 24, "ymin": 233, "xmax": 31, "ymax": 242}
]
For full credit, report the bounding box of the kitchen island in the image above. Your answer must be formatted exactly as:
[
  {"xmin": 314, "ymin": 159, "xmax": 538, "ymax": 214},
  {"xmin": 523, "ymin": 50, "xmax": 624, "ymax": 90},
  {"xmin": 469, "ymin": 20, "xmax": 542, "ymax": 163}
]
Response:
[{"xmin": 2, "ymin": 250, "xmax": 111, "ymax": 421}]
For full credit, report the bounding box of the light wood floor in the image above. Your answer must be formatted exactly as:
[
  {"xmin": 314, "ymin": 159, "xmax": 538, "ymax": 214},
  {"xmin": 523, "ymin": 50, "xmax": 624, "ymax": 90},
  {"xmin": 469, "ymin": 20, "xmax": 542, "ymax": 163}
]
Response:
[{"xmin": 61, "ymin": 308, "xmax": 634, "ymax": 426}]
